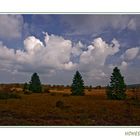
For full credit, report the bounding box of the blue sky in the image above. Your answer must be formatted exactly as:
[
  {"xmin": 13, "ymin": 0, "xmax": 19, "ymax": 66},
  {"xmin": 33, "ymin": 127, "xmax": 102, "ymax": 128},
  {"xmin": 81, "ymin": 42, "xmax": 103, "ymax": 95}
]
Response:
[{"xmin": 0, "ymin": 14, "xmax": 140, "ymax": 86}]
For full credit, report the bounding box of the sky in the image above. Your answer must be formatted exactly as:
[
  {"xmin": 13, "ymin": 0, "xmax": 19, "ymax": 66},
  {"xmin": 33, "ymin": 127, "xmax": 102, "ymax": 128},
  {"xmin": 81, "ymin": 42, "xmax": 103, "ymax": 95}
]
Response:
[{"xmin": 0, "ymin": 14, "xmax": 140, "ymax": 86}]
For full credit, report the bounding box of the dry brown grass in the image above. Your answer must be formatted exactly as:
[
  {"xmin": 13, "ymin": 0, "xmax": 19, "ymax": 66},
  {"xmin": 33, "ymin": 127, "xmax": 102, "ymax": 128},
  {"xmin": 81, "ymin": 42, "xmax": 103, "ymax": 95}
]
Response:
[{"xmin": 0, "ymin": 87, "xmax": 140, "ymax": 125}]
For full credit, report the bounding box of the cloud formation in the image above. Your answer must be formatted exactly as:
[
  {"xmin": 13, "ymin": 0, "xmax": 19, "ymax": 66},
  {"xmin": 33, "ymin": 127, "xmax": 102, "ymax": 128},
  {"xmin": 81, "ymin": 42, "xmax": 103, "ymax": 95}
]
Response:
[
  {"xmin": 0, "ymin": 31, "xmax": 139, "ymax": 85},
  {"xmin": 0, "ymin": 33, "xmax": 77, "ymax": 75},
  {"xmin": 78, "ymin": 38, "xmax": 120, "ymax": 83},
  {"xmin": 121, "ymin": 47, "xmax": 139, "ymax": 61}
]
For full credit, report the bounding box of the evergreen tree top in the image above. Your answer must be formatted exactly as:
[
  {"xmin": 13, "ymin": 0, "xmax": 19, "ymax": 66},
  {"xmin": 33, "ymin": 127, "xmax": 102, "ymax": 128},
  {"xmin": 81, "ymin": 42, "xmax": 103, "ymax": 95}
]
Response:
[
  {"xmin": 31, "ymin": 73, "xmax": 40, "ymax": 81},
  {"xmin": 110, "ymin": 67, "xmax": 125, "ymax": 83},
  {"xmin": 75, "ymin": 71, "xmax": 82, "ymax": 77},
  {"xmin": 75, "ymin": 71, "xmax": 81, "ymax": 76},
  {"xmin": 32, "ymin": 72, "xmax": 38, "ymax": 77},
  {"xmin": 73, "ymin": 71, "xmax": 84, "ymax": 82},
  {"xmin": 113, "ymin": 67, "xmax": 122, "ymax": 75}
]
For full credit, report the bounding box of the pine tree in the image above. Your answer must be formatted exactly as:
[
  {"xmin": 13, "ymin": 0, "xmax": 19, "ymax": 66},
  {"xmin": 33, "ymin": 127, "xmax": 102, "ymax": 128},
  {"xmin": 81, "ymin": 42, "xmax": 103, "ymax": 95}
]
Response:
[
  {"xmin": 106, "ymin": 67, "xmax": 126, "ymax": 100},
  {"xmin": 29, "ymin": 73, "xmax": 42, "ymax": 93},
  {"xmin": 71, "ymin": 71, "xmax": 85, "ymax": 96}
]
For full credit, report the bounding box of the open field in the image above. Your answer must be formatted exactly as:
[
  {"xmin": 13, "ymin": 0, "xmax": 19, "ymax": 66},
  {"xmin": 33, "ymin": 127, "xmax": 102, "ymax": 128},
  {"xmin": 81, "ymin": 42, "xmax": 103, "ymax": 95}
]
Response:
[{"xmin": 0, "ymin": 87, "xmax": 140, "ymax": 126}]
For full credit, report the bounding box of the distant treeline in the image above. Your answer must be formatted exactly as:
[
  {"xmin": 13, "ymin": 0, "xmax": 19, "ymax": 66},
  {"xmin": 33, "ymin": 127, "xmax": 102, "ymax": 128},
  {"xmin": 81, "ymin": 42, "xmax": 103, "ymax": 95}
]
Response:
[
  {"xmin": 0, "ymin": 83, "xmax": 103, "ymax": 89},
  {"xmin": 127, "ymin": 84, "xmax": 140, "ymax": 89},
  {"xmin": 1, "ymin": 83, "xmax": 140, "ymax": 89}
]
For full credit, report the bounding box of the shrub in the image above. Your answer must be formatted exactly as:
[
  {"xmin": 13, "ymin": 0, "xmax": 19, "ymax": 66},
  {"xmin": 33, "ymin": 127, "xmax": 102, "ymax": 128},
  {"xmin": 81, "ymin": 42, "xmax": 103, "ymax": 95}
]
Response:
[
  {"xmin": 0, "ymin": 93, "xmax": 10, "ymax": 99},
  {"xmin": 43, "ymin": 87, "xmax": 50, "ymax": 93},
  {"xmin": 50, "ymin": 92, "xmax": 56, "ymax": 96},
  {"xmin": 23, "ymin": 82, "xmax": 29, "ymax": 92},
  {"xmin": 0, "ymin": 93, "xmax": 21, "ymax": 99},
  {"xmin": 62, "ymin": 94, "xmax": 70, "ymax": 97},
  {"xmin": 56, "ymin": 100, "xmax": 64, "ymax": 108},
  {"xmin": 132, "ymin": 88, "xmax": 139, "ymax": 101},
  {"xmin": 23, "ymin": 90, "xmax": 32, "ymax": 95},
  {"xmin": 95, "ymin": 85, "xmax": 102, "ymax": 89},
  {"xmin": 9, "ymin": 93, "xmax": 21, "ymax": 99},
  {"xmin": 88, "ymin": 85, "xmax": 92, "ymax": 91}
]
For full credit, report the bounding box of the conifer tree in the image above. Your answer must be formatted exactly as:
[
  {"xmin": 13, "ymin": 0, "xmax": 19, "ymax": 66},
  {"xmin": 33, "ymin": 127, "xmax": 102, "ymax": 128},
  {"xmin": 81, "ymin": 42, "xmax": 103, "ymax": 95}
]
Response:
[
  {"xmin": 29, "ymin": 73, "xmax": 42, "ymax": 93},
  {"xmin": 107, "ymin": 67, "xmax": 126, "ymax": 100},
  {"xmin": 71, "ymin": 71, "xmax": 85, "ymax": 96}
]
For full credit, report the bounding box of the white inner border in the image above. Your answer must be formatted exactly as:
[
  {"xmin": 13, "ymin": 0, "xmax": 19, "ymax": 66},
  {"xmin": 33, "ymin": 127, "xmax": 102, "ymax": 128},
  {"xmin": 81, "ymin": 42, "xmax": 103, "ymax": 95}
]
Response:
[{"xmin": 0, "ymin": 0, "xmax": 140, "ymax": 12}]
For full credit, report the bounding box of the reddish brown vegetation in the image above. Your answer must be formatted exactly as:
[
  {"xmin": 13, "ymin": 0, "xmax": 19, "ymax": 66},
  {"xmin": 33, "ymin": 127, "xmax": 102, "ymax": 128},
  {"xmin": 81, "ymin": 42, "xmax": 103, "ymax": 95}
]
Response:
[{"xmin": 0, "ymin": 84, "xmax": 140, "ymax": 126}]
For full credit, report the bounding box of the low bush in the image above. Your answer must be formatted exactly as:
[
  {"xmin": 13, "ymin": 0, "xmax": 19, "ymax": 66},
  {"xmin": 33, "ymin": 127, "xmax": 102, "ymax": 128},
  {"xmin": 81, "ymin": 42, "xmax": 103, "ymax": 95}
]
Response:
[
  {"xmin": 88, "ymin": 89, "xmax": 92, "ymax": 92},
  {"xmin": 62, "ymin": 94, "xmax": 70, "ymax": 97},
  {"xmin": 23, "ymin": 90, "xmax": 32, "ymax": 95},
  {"xmin": 0, "ymin": 93, "xmax": 21, "ymax": 99},
  {"xmin": 9, "ymin": 93, "xmax": 21, "ymax": 99},
  {"xmin": 50, "ymin": 92, "xmax": 56, "ymax": 96},
  {"xmin": 0, "ymin": 93, "xmax": 9, "ymax": 99},
  {"xmin": 43, "ymin": 87, "xmax": 50, "ymax": 93},
  {"xmin": 56, "ymin": 100, "xmax": 64, "ymax": 108}
]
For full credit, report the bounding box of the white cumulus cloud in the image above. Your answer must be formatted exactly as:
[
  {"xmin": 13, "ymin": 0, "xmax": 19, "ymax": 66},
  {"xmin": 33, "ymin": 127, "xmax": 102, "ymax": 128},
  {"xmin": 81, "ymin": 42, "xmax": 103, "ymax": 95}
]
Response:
[
  {"xmin": 0, "ymin": 32, "xmax": 77, "ymax": 74},
  {"xmin": 24, "ymin": 36, "xmax": 44, "ymax": 52},
  {"xmin": 121, "ymin": 47, "xmax": 139, "ymax": 61},
  {"xmin": 80, "ymin": 38, "xmax": 120, "ymax": 66},
  {"xmin": 79, "ymin": 37, "xmax": 120, "ymax": 82}
]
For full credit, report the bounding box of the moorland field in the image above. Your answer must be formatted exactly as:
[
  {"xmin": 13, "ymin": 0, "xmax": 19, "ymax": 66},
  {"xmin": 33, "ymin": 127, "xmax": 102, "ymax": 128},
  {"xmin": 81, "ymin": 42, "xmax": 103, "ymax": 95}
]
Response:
[{"xmin": 0, "ymin": 84, "xmax": 140, "ymax": 126}]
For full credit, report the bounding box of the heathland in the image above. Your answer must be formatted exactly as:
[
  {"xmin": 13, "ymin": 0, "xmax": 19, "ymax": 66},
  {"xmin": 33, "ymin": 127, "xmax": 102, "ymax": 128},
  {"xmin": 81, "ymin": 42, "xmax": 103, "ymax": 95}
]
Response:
[{"xmin": 0, "ymin": 84, "xmax": 140, "ymax": 126}]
